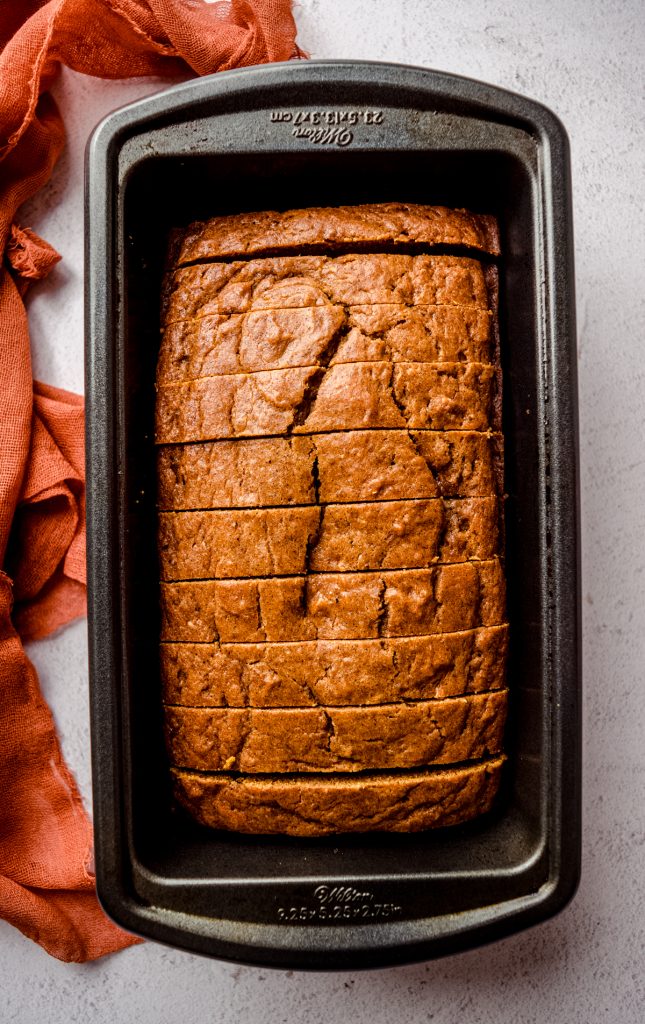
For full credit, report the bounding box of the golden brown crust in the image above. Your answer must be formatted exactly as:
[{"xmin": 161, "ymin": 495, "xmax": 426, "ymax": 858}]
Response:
[
  {"xmin": 159, "ymin": 206, "xmax": 506, "ymax": 834},
  {"xmin": 156, "ymin": 303, "xmax": 494, "ymax": 383},
  {"xmin": 159, "ymin": 558, "xmax": 507, "ymax": 643},
  {"xmin": 165, "ymin": 690, "xmax": 507, "ymax": 773},
  {"xmin": 161, "ymin": 625, "xmax": 509, "ymax": 707},
  {"xmin": 158, "ymin": 497, "xmax": 501, "ymax": 581},
  {"xmin": 162, "ymin": 254, "xmax": 491, "ymax": 322},
  {"xmin": 171, "ymin": 757, "xmax": 505, "ymax": 835},
  {"xmin": 157, "ymin": 430, "xmax": 504, "ymax": 509},
  {"xmin": 155, "ymin": 361, "xmax": 499, "ymax": 443},
  {"xmin": 173, "ymin": 203, "xmax": 501, "ymax": 264}
]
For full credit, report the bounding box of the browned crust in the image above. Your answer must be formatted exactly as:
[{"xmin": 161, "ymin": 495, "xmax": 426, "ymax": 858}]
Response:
[
  {"xmin": 171, "ymin": 757, "xmax": 505, "ymax": 835},
  {"xmin": 157, "ymin": 430, "xmax": 504, "ymax": 509},
  {"xmin": 161, "ymin": 625, "xmax": 509, "ymax": 707},
  {"xmin": 159, "ymin": 558, "xmax": 507, "ymax": 644},
  {"xmin": 158, "ymin": 497, "xmax": 501, "ymax": 581},
  {"xmin": 156, "ymin": 303, "xmax": 495, "ymax": 383},
  {"xmin": 173, "ymin": 204, "xmax": 501, "ymax": 264},
  {"xmin": 155, "ymin": 361, "xmax": 499, "ymax": 444},
  {"xmin": 158, "ymin": 208, "xmax": 506, "ymax": 836},
  {"xmin": 165, "ymin": 690, "xmax": 508, "ymax": 773},
  {"xmin": 162, "ymin": 254, "xmax": 491, "ymax": 322}
]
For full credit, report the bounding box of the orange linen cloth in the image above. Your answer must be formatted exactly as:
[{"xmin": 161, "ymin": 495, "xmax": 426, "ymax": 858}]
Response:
[{"xmin": 0, "ymin": 0, "xmax": 301, "ymax": 962}]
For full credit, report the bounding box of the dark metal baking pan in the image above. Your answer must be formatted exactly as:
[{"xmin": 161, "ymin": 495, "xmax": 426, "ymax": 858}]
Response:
[{"xmin": 85, "ymin": 60, "xmax": 580, "ymax": 969}]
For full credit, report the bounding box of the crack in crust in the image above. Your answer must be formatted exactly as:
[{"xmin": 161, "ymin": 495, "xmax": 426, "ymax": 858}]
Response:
[
  {"xmin": 376, "ymin": 579, "xmax": 389, "ymax": 639},
  {"xmin": 287, "ymin": 311, "xmax": 349, "ymax": 430},
  {"xmin": 301, "ymin": 505, "xmax": 324, "ymax": 624}
]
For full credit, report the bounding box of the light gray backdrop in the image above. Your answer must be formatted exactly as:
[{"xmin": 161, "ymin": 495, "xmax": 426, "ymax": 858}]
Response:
[{"xmin": 3, "ymin": 1, "xmax": 644, "ymax": 1021}]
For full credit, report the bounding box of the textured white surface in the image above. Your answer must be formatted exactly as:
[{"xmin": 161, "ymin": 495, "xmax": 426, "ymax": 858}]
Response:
[{"xmin": 2, "ymin": 1, "xmax": 645, "ymax": 1020}]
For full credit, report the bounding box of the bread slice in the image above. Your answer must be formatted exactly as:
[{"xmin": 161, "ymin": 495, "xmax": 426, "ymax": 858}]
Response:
[
  {"xmin": 164, "ymin": 690, "xmax": 507, "ymax": 773},
  {"xmin": 161, "ymin": 625, "xmax": 509, "ymax": 707},
  {"xmin": 160, "ymin": 559, "xmax": 506, "ymax": 643},
  {"xmin": 156, "ymin": 303, "xmax": 494, "ymax": 383},
  {"xmin": 171, "ymin": 757, "xmax": 505, "ymax": 835},
  {"xmin": 172, "ymin": 203, "xmax": 501, "ymax": 264},
  {"xmin": 158, "ymin": 497, "xmax": 501, "ymax": 581},
  {"xmin": 162, "ymin": 254, "xmax": 492, "ymax": 322},
  {"xmin": 155, "ymin": 361, "xmax": 499, "ymax": 443},
  {"xmin": 157, "ymin": 430, "xmax": 504, "ymax": 510}
]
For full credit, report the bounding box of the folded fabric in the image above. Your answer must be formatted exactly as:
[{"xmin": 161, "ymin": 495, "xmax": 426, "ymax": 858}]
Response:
[{"xmin": 0, "ymin": 0, "xmax": 301, "ymax": 963}]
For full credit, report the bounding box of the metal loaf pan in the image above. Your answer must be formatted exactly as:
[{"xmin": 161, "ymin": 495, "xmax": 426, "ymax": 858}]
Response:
[{"xmin": 85, "ymin": 60, "xmax": 581, "ymax": 969}]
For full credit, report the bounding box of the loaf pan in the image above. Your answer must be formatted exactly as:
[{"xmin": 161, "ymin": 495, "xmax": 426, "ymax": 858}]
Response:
[{"xmin": 85, "ymin": 60, "xmax": 581, "ymax": 969}]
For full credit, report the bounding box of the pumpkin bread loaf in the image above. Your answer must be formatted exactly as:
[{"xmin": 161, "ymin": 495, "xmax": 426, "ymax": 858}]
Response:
[{"xmin": 157, "ymin": 202, "xmax": 508, "ymax": 834}]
